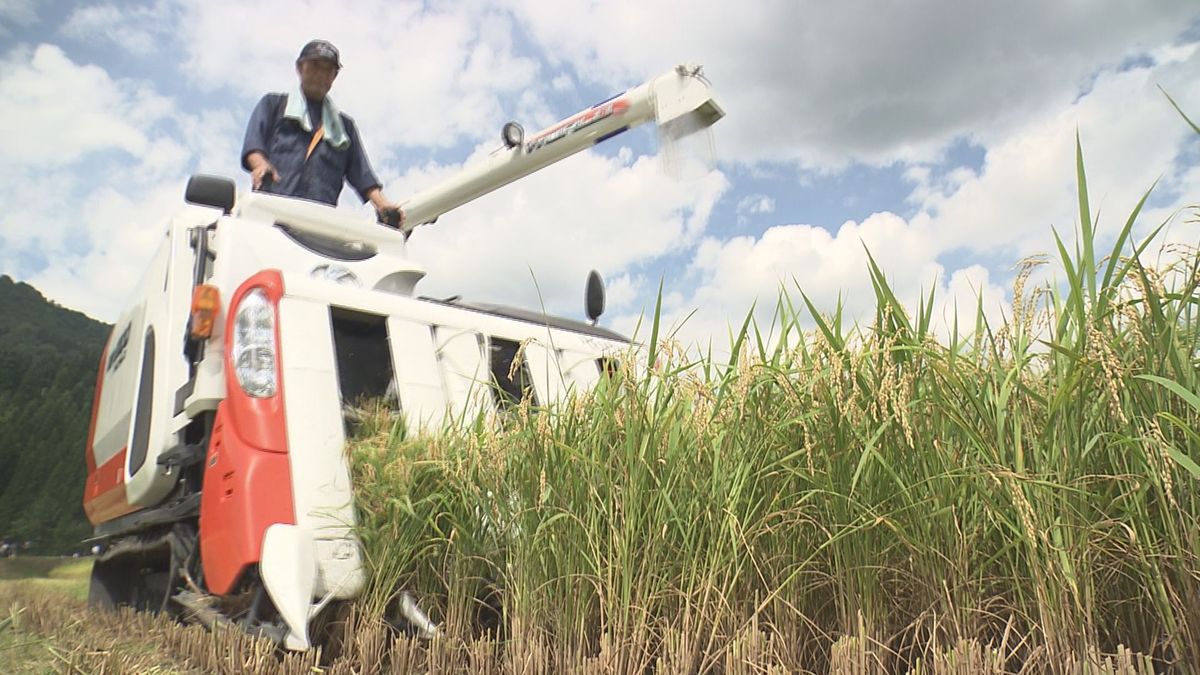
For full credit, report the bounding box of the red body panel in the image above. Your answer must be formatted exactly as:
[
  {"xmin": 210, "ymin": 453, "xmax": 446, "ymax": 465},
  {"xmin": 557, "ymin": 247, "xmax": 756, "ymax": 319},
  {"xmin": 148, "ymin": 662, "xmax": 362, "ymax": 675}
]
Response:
[
  {"xmin": 83, "ymin": 447, "xmax": 137, "ymax": 524},
  {"xmin": 83, "ymin": 343, "xmax": 140, "ymax": 525},
  {"xmin": 84, "ymin": 344, "xmax": 107, "ymax": 474},
  {"xmin": 199, "ymin": 270, "xmax": 294, "ymax": 595},
  {"xmin": 199, "ymin": 403, "xmax": 295, "ymax": 594}
]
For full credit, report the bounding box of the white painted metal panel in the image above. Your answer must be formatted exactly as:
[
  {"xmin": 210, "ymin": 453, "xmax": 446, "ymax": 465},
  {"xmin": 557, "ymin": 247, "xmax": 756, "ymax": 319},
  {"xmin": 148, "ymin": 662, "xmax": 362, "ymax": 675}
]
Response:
[
  {"xmin": 386, "ymin": 318, "xmax": 446, "ymax": 432},
  {"xmin": 278, "ymin": 297, "xmax": 362, "ymax": 598},
  {"xmin": 560, "ymin": 349, "xmax": 601, "ymax": 394},
  {"xmin": 93, "ymin": 309, "xmax": 142, "ymax": 468},
  {"xmin": 435, "ymin": 327, "xmax": 489, "ymax": 424},
  {"xmin": 128, "ymin": 219, "xmax": 207, "ymax": 507},
  {"xmin": 525, "ymin": 343, "xmax": 566, "ymax": 405}
]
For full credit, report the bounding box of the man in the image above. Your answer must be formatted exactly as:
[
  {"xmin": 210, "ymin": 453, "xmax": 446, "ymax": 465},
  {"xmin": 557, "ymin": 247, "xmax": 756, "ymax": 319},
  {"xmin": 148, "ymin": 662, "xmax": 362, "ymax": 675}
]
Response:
[{"xmin": 241, "ymin": 39, "xmax": 405, "ymax": 227}]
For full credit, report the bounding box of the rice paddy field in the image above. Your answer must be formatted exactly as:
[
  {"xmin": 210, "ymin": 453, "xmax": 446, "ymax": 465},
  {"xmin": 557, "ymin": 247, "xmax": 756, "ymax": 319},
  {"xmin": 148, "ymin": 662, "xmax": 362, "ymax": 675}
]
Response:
[
  {"xmin": 2, "ymin": 143, "xmax": 1198, "ymax": 673},
  {"xmin": 342, "ymin": 145, "xmax": 1199, "ymax": 673}
]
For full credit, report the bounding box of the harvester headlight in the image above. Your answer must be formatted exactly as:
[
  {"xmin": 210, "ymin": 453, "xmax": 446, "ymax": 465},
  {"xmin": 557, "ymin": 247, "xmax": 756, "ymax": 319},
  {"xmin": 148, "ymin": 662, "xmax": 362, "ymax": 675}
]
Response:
[
  {"xmin": 233, "ymin": 288, "xmax": 277, "ymax": 397},
  {"xmin": 310, "ymin": 264, "xmax": 361, "ymax": 287}
]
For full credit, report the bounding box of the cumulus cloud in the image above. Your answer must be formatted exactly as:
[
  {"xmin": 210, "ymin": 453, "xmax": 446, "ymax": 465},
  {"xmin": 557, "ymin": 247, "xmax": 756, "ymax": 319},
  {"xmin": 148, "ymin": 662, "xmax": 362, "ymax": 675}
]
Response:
[
  {"xmin": 603, "ymin": 272, "xmax": 641, "ymax": 312},
  {"xmin": 908, "ymin": 42, "xmax": 1200, "ymax": 257},
  {"xmin": 0, "ymin": 45, "xmax": 198, "ymax": 319},
  {"xmin": 499, "ymin": 0, "xmax": 1200, "ymax": 167},
  {"xmin": 403, "ymin": 146, "xmax": 729, "ymax": 317},
  {"xmin": 0, "ymin": 44, "xmax": 174, "ymax": 168},
  {"xmin": 551, "ymin": 74, "xmax": 573, "ymax": 91},
  {"xmin": 0, "ymin": 45, "xmax": 189, "ymax": 256},
  {"xmin": 617, "ymin": 213, "xmax": 1011, "ymax": 352},
  {"xmin": 632, "ymin": 42, "xmax": 1200, "ymax": 351},
  {"xmin": 25, "ymin": 184, "xmax": 209, "ymax": 321},
  {"xmin": 687, "ymin": 213, "xmax": 941, "ymax": 324}
]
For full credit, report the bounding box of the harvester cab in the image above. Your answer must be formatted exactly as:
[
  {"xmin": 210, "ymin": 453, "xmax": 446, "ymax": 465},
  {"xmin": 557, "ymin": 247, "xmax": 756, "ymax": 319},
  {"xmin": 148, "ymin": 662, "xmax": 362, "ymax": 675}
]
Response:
[{"xmin": 81, "ymin": 65, "xmax": 723, "ymax": 650}]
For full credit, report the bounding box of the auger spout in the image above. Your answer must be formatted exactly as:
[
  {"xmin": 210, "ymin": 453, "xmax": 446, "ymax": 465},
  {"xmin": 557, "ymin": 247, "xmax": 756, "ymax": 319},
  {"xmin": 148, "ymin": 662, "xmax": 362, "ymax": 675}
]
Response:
[{"xmin": 398, "ymin": 64, "xmax": 724, "ymax": 232}]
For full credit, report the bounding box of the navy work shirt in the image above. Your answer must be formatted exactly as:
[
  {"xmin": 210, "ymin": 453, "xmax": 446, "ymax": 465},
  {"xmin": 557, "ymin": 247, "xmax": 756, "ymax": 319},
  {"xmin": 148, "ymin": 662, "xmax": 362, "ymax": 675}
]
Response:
[{"xmin": 241, "ymin": 93, "xmax": 381, "ymax": 206}]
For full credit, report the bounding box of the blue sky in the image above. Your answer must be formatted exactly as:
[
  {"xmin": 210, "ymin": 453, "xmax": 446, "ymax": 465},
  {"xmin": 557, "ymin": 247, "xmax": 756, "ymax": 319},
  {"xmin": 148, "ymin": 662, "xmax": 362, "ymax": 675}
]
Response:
[{"xmin": 1, "ymin": 0, "xmax": 1198, "ymax": 349}]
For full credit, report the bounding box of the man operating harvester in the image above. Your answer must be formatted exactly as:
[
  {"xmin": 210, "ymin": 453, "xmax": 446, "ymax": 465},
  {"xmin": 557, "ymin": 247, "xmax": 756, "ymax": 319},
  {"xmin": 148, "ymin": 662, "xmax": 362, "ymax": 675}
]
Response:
[{"xmin": 241, "ymin": 39, "xmax": 405, "ymax": 227}]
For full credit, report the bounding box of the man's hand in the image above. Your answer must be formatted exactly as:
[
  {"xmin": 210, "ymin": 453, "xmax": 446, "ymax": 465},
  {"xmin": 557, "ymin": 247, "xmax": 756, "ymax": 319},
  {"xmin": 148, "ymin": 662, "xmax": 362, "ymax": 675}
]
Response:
[
  {"xmin": 365, "ymin": 188, "xmax": 406, "ymax": 229},
  {"xmin": 250, "ymin": 162, "xmax": 281, "ymax": 190},
  {"xmin": 246, "ymin": 152, "xmax": 281, "ymax": 190},
  {"xmin": 377, "ymin": 205, "xmax": 406, "ymax": 229}
]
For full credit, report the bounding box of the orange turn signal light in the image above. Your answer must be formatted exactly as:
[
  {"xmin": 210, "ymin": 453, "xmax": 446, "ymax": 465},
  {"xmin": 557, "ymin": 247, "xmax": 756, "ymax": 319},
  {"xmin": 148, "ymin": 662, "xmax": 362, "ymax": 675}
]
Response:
[{"xmin": 190, "ymin": 284, "xmax": 221, "ymax": 339}]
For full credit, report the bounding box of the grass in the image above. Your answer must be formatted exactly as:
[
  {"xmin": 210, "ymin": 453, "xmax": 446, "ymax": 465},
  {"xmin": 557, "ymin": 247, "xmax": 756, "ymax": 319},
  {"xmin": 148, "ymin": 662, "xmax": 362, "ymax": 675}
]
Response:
[
  {"xmin": 0, "ymin": 556, "xmax": 91, "ymax": 602},
  {"xmin": 344, "ymin": 135, "xmax": 1200, "ymax": 673},
  {"xmin": 0, "ymin": 556, "xmax": 84, "ymax": 580}
]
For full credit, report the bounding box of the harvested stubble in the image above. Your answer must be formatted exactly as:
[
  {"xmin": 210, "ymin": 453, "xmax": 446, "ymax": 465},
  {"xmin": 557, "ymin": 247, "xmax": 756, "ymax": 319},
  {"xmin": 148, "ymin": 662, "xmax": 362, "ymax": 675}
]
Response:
[
  {"xmin": 1, "ymin": 587, "xmax": 320, "ymax": 674},
  {"xmin": 0, "ymin": 587, "xmax": 1164, "ymax": 674}
]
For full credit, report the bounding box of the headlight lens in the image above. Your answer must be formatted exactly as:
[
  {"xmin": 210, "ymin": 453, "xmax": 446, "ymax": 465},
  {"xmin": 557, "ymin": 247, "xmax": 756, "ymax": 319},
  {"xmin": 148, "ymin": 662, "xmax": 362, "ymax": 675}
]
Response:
[
  {"xmin": 310, "ymin": 264, "xmax": 360, "ymax": 286},
  {"xmin": 233, "ymin": 288, "xmax": 277, "ymax": 397}
]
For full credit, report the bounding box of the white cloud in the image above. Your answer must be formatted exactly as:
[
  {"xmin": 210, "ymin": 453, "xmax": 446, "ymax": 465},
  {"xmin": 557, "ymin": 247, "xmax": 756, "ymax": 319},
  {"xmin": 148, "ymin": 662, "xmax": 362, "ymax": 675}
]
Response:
[
  {"xmin": 689, "ymin": 213, "xmax": 941, "ymax": 322},
  {"xmin": 938, "ymin": 264, "xmax": 1009, "ymax": 341},
  {"xmin": 0, "ymin": 45, "xmax": 198, "ymax": 319},
  {"xmin": 0, "ymin": 44, "xmax": 179, "ymax": 253},
  {"xmin": 736, "ymin": 193, "xmax": 774, "ymax": 226},
  {"xmin": 740, "ymin": 195, "xmax": 774, "ymax": 215},
  {"xmin": 24, "ymin": 183, "xmax": 205, "ymax": 321},
  {"xmin": 499, "ymin": 0, "xmax": 1200, "ymax": 167},
  {"xmin": 909, "ymin": 42, "xmax": 1200, "ymax": 257},
  {"xmin": 173, "ymin": 0, "xmax": 545, "ymax": 157},
  {"xmin": 551, "ymin": 74, "xmax": 573, "ymax": 91},
  {"xmin": 617, "ymin": 213, "xmax": 1011, "ymax": 351},
  {"xmin": 60, "ymin": 1, "xmax": 176, "ymax": 56},
  {"xmin": 623, "ymin": 42, "xmax": 1200, "ymax": 352},
  {"xmin": 403, "ymin": 147, "xmax": 729, "ymax": 317},
  {"xmin": 175, "ymin": 108, "xmax": 244, "ymax": 176},
  {"xmin": 0, "ymin": 45, "xmax": 174, "ymax": 168},
  {"xmin": 603, "ymin": 272, "xmax": 641, "ymax": 311}
]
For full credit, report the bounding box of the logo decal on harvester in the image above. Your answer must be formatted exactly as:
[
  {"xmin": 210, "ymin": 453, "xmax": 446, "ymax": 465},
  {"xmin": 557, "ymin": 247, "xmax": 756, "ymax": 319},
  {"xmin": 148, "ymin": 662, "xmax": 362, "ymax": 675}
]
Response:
[
  {"xmin": 525, "ymin": 98, "xmax": 630, "ymax": 154},
  {"xmin": 107, "ymin": 324, "xmax": 131, "ymax": 373}
]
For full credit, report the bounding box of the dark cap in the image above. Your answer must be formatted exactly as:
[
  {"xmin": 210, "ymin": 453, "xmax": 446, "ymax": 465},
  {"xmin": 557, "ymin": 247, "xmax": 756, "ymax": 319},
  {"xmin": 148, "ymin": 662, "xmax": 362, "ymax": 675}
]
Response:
[{"xmin": 297, "ymin": 39, "xmax": 342, "ymax": 68}]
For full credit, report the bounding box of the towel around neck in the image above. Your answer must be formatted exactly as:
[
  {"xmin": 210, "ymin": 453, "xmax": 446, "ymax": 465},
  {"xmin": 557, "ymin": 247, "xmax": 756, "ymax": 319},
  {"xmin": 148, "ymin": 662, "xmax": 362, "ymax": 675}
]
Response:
[{"xmin": 283, "ymin": 88, "xmax": 350, "ymax": 150}]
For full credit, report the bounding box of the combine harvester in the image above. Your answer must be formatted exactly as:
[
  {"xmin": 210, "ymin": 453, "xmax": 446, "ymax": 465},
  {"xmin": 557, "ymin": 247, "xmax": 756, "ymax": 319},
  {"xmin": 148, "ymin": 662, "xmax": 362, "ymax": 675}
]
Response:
[{"xmin": 82, "ymin": 65, "xmax": 722, "ymax": 650}]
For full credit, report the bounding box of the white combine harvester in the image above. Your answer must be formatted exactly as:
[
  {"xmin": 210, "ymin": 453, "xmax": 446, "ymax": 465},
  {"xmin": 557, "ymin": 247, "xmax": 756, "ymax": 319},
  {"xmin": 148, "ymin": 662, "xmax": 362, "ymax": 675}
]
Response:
[{"xmin": 82, "ymin": 65, "xmax": 722, "ymax": 650}]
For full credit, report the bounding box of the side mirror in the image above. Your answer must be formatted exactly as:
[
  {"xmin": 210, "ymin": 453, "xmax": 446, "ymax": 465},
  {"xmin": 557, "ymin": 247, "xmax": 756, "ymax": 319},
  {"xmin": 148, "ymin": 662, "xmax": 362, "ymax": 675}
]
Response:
[
  {"xmin": 585, "ymin": 270, "xmax": 606, "ymax": 325},
  {"xmin": 185, "ymin": 174, "xmax": 236, "ymax": 214}
]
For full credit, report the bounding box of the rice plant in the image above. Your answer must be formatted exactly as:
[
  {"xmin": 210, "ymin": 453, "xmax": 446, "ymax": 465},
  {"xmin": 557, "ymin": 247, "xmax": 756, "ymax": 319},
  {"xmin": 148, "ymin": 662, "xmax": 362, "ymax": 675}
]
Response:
[{"xmin": 342, "ymin": 135, "xmax": 1199, "ymax": 672}]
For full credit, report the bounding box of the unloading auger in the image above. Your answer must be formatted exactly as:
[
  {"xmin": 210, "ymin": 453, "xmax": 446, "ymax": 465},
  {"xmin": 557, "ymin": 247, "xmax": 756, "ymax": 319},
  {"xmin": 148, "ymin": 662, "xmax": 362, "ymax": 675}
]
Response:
[{"xmin": 397, "ymin": 63, "xmax": 724, "ymax": 231}]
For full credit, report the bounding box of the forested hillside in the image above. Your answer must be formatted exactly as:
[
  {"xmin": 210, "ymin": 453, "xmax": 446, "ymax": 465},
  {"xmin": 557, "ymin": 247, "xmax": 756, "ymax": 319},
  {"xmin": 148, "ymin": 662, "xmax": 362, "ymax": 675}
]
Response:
[{"xmin": 0, "ymin": 275, "xmax": 110, "ymax": 553}]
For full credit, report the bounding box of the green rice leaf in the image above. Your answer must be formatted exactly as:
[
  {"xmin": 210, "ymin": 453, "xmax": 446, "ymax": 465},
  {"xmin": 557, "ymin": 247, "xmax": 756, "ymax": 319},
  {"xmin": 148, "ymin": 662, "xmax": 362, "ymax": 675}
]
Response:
[
  {"xmin": 1076, "ymin": 133, "xmax": 1096, "ymax": 304},
  {"xmin": 1159, "ymin": 85, "xmax": 1200, "ymax": 135},
  {"xmin": 1167, "ymin": 446, "xmax": 1200, "ymax": 481},
  {"xmin": 1135, "ymin": 374, "xmax": 1200, "ymax": 412}
]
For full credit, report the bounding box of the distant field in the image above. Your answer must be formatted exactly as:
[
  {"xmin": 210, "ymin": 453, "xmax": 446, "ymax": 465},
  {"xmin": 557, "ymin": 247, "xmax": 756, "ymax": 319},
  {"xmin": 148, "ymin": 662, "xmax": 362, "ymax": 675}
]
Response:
[
  {"xmin": 0, "ymin": 556, "xmax": 92, "ymax": 600},
  {"xmin": 0, "ymin": 557, "xmax": 93, "ymax": 673}
]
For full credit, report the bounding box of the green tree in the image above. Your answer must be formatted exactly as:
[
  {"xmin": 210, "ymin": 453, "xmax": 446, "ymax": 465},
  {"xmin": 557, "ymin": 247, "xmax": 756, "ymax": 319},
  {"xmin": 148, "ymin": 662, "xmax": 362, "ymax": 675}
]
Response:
[{"xmin": 0, "ymin": 276, "xmax": 109, "ymax": 553}]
